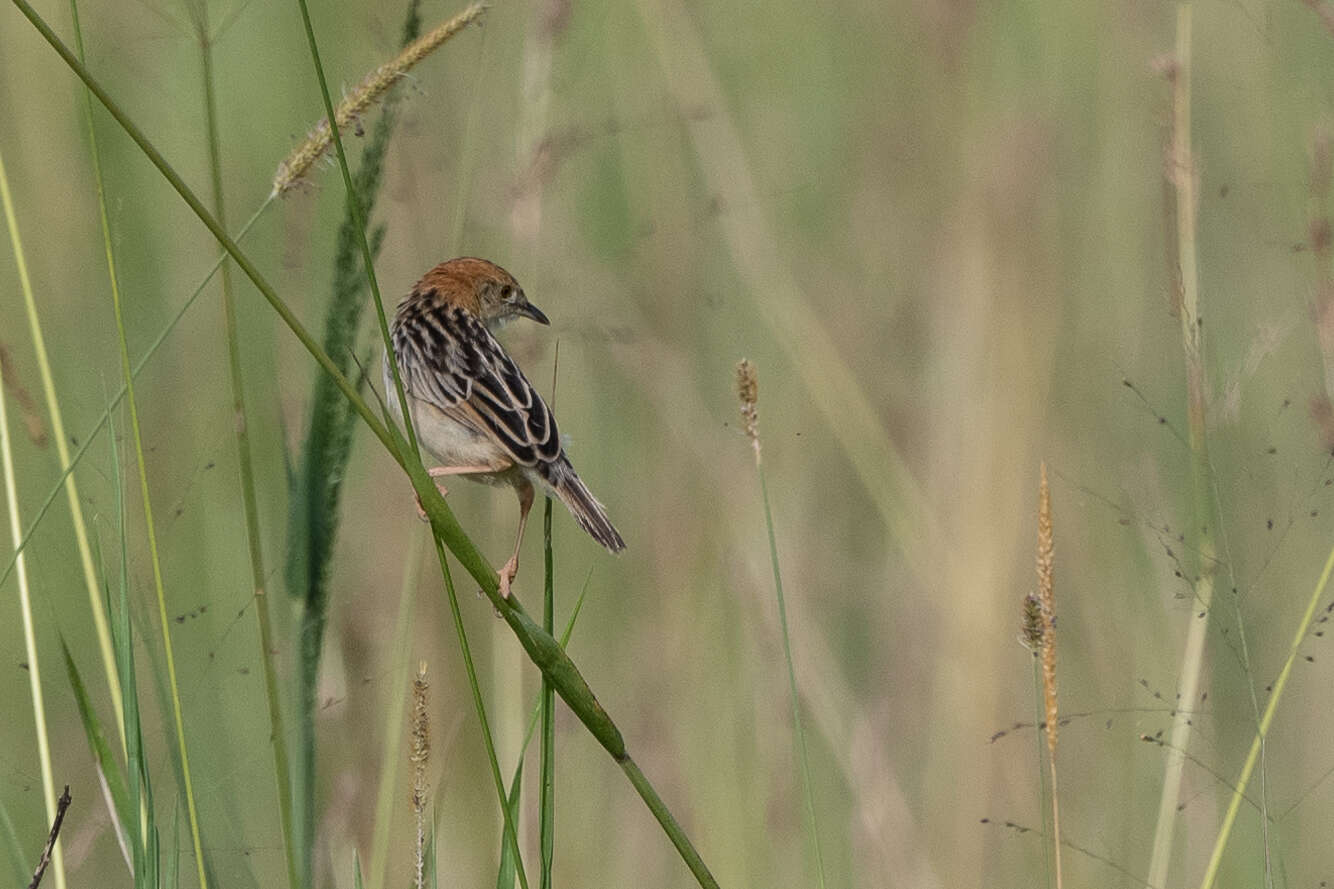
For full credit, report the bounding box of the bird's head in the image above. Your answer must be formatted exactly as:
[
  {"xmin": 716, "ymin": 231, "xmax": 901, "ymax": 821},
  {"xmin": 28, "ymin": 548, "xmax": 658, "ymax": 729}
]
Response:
[{"xmin": 417, "ymin": 257, "xmax": 549, "ymax": 329}]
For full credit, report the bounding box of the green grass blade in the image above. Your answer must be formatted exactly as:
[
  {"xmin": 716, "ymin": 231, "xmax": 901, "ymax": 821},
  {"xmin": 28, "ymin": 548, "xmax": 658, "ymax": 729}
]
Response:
[
  {"xmin": 0, "ymin": 788, "xmax": 27, "ymax": 886},
  {"xmin": 59, "ymin": 637, "xmax": 132, "ymax": 835},
  {"xmin": 105, "ymin": 414, "xmax": 150, "ymax": 887},
  {"xmin": 165, "ymin": 805, "xmax": 179, "ymax": 889},
  {"xmin": 506, "ymin": 566, "xmax": 596, "ymax": 778},
  {"xmin": 539, "ymin": 497, "xmax": 556, "ymax": 889},
  {"xmin": 496, "ymin": 759, "xmax": 524, "ymax": 889}
]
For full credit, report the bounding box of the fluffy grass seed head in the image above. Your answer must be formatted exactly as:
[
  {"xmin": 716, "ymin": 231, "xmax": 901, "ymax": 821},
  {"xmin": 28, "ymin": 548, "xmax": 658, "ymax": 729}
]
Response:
[{"xmin": 273, "ymin": 3, "xmax": 488, "ymax": 196}]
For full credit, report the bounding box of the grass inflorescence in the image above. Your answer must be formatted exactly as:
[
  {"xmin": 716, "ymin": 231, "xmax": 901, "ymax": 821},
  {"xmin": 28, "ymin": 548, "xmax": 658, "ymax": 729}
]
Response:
[{"xmin": 272, "ymin": 2, "xmax": 487, "ymax": 196}]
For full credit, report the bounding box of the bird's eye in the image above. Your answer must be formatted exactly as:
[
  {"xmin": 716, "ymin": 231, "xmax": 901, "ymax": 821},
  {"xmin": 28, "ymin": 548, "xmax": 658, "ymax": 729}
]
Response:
[{"xmin": 499, "ymin": 284, "xmax": 514, "ymax": 301}]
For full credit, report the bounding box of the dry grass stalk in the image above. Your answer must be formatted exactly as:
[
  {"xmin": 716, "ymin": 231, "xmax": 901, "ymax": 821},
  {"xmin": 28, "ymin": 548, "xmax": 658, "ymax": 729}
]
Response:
[
  {"xmin": 409, "ymin": 661, "xmax": 430, "ymax": 889},
  {"xmin": 736, "ymin": 358, "xmax": 760, "ymax": 463},
  {"xmin": 272, "ymin": 2, "xmax": 487, "ymax": 195},
  {"xmin": 1035, "ymin": 462, "xmax": 1062, "ymax": 889}
]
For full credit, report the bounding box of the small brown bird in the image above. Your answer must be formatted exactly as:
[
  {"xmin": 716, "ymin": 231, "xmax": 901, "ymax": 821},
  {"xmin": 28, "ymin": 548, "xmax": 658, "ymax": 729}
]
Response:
[{"xmin": 384, "ymin": 257, "xmax": 625, "ymax": 597}]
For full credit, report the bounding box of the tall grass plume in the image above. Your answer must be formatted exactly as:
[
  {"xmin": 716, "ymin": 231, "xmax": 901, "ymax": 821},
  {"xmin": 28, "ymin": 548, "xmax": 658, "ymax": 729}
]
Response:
[
  {"xmin": 1035, "ymin": 463, "xmax": 1061, "ymax": 889},
  {"xmin": 272, "ymin": 2, "xmax": 487, "ymax": 195}
]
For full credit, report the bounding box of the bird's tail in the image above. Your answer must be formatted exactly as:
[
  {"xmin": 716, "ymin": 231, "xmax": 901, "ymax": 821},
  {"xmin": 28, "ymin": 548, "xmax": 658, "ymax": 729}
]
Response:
[{"xmin": 539, "ymin": 458, "xmax": 626, "ymax": 553}]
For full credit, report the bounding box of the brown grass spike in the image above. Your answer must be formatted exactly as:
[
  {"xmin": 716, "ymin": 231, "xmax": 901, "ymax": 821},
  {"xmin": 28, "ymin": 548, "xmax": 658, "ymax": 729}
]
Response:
[{"xmin": 1036, "ymin": 462, "xmax": 1062, "ymax": 889}]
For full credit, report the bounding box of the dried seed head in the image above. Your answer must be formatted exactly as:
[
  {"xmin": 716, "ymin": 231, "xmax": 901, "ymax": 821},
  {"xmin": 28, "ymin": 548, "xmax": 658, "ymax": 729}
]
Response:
[
  {"xmin": 273, "ymin": 3, "xmax": 488, "ymax": 196},
  {"xmin": 736, "ymin": 358, "xmax": 760, "ymax": 460},
  {"xmin": 1020, "ymin": 593, "xmax": 1044, "ymax": 653},
  {"xmin": 410, "ymin": 661, "xmax": 430, "ymax": 889},
  {"xmin": 1036, "ymin": 462, "xmax": 1058, "ymax": 754}
]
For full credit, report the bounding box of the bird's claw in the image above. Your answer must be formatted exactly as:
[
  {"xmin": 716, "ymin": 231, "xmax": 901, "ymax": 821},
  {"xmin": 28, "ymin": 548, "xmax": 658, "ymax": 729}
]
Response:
[{"xmin": 498, "ymin": 556, "xmax": 518, "ymax": 599}]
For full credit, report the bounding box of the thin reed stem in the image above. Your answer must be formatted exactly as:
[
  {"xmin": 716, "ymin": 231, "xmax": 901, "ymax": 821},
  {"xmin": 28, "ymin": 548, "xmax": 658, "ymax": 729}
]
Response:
[
  {"xmin": 540, "ymin": 497, "xmax": 556, "ymax": 889},
  {"xmin": 1148, "ymin": 10, "xmax": 1217, "ymax": 886},
  {"xmin": 8, "ymin": 8, "xmax": 720, "ymax": 883},
  {"xmin": 0, "ymin": 153, "xmax": 66, "ymax": 889},
  {"xmin": 193, "ymin": 13, "xmax": 295, "ymax": 889}
]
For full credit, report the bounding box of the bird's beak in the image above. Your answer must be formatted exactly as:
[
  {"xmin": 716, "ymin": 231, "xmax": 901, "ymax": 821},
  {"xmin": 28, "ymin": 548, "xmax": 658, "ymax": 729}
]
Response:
[{"xmin": 517, "ymin": 301, "xmax": 550, "ymax": 325}]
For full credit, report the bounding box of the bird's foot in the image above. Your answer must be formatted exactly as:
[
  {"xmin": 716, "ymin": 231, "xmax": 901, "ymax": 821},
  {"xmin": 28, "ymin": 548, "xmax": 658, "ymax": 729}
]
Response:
[{"xmin": 497, "ymin": 555, "xmax": 519, "ymax": 599}]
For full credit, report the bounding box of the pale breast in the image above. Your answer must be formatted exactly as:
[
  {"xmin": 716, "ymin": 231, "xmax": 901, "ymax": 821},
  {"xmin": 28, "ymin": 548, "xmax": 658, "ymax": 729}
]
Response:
[{"xmin": 383, "ymin": 355, "xmax": 513, "ymax": 470}]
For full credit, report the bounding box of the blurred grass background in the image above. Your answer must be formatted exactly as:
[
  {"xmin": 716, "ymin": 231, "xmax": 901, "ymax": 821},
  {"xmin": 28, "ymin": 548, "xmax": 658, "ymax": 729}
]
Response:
[{"xmin": 4, "ymin": 0, "xmax": 1334, "ymax": 885}]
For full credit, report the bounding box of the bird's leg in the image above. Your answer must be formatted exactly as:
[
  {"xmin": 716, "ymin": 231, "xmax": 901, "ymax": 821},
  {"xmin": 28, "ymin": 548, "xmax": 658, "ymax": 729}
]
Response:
[
  {"xmin": 414, "ymin": 464, "xmax": 504, "ymax": 520},
  {"xmin": 498, "ymin": 480, "xmax": 535, "ymax": 599}
]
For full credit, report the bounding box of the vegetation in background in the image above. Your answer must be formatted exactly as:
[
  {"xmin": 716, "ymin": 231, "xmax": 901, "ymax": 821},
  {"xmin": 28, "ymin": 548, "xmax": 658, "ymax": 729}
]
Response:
[
  {"xmin": 7, "ymin": 0, "xmax": 1334, "ymax": 886},
  {"xmin": 284, "ymin": 3, "xmax": 422, "ymax": 884}
]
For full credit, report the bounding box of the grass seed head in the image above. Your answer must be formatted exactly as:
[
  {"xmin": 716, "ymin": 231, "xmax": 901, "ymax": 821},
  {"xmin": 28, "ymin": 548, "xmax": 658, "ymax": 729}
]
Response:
[
  {"xmin": 736, "ymin": 358, "xmax": 760, "ymax": 459},
  {"xmin": 273, "ymin": 3, "xmax": 488, "ymax": 196}
]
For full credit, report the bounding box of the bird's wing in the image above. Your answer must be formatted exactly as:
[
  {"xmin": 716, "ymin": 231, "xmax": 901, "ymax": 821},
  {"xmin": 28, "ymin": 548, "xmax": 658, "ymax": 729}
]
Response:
[{"xmin": 394, "ymin": 303, "xmax": 561, "ymax": 467}]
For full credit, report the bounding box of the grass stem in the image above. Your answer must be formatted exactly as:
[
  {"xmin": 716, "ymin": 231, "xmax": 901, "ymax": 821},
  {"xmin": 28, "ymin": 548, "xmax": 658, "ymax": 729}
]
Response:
[
  {"xmin": 539, "ymin": 496, "xmax": 556, "ymax": 889},
  {"xmin": 0, "ymin": 149, "xmax": 66, "ymax": 889}
]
